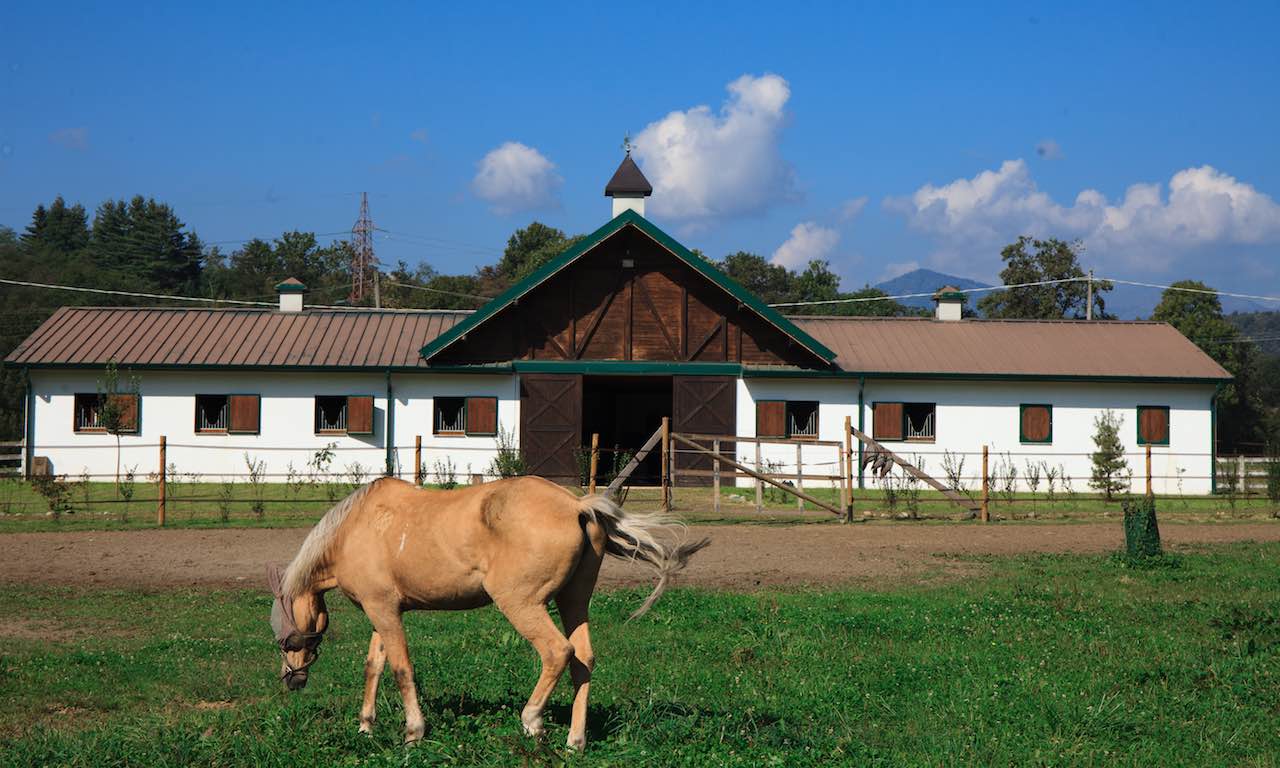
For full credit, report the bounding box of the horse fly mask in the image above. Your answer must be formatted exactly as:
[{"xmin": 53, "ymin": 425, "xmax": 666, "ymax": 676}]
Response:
[{"xmin": 267, "ymin": 564, "xmax": 325, "ymax": 679}]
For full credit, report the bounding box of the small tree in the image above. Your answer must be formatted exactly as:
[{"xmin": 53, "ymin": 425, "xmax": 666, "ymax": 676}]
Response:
[
  {"xmin": 488, "ymin": 427, "xmax": 526, "ymax": 479},
  {"xmin": 118, "ymin": 464, "xmax": 137, "ymax": 523},
  {"xmin": 1090, "ymin": 410, "xmax": 1129, "ymax": 501},
  {"xmin": 97, "ymin": 362, "xmax": 141, "ymax": 495}
]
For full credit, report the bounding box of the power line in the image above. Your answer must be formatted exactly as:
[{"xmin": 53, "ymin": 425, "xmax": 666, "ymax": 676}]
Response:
[
  {"xmin": 205, "ymin": 231, "xmax": 351, "ymax": 246},
  {"xmin": 382, "ymin": 280, "xmax": 494, "ymax": 302},
  {"xmin": 1104, "ymin": 278, "xmax": 1280, "ymax": 304},
  {"xmin": 766, "ymin": 277, "xmax": 1091, "ymax": 308}
]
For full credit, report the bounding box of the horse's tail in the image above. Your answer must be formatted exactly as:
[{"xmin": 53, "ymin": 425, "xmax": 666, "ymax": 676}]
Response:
[
  {"xmin": 282, "ymin": 481, "xmax": 378, "ymax": 597},
  {"xmin": 577, "ymin": 494, "xmax": 710, "ymax": 619}
]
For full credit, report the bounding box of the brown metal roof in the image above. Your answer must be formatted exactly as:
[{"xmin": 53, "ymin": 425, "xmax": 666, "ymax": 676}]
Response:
[
  {"xmin": 788, "ymin": 316, "xmax": 1232, "ymax": 380},
  {"xmin": 6, "ymin": 307, "xmax": 471, "ymax": 369}
]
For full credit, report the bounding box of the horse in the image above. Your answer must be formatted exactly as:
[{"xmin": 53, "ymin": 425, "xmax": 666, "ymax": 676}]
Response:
[{"xmin": 267, "ymin": 475, "xmax": 708, "ymax": 749}]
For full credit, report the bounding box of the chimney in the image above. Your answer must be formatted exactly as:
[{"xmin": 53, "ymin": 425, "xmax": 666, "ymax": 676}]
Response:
[
  {"xmin": 932, "ymin": 285, "xmax": 964, "ymax": 321},
  {"xmin": 275, "ymin": 277, "xmax": 307, "ymax": 312},
  {"xmin": 604, "ymin": 148, "xmax": 653, "ymax": 218}
]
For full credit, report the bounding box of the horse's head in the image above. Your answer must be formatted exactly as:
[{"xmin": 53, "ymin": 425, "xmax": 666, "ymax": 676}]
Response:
[{"xmin": 266, "ymin": 564, "xmax": 328, "ymax": 691}]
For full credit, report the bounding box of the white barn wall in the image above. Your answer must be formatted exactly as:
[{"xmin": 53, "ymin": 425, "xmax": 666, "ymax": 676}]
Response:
[
  {"xmin": 737, "ymin": 377, "xmax": 1216, "ymax": 494},
  {"xmin": 29, "ymin": 370, "xmax": 521, "ymax": 482}
]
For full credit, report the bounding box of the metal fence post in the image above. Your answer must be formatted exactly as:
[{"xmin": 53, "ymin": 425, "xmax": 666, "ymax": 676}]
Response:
[
  {"xmin": 1146, "ymin": 444, "xmax": 1153, "ymax": 497},
  {"xmin": 844, "ymin": 415, "xmax": 854, "ymax": 522},
  {"xmin": 754, "ymin": 440, "xmax": 763, "ymax": 513},
  {"xmin": 795, "ymin": 443, "xmax": 804, "ymax": 512},
  {"xmin": 157, "ymin": 435, "xmax": 166, "ymax": 527}
]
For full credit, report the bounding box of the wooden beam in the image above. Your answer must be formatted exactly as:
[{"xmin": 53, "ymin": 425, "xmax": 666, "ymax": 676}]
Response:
[
  {"xmin": 848, "ymin": 424, "xmax": 980, "ymax": 513},
  {"xmin": 671, "ymin": 433, "xmax": 843, "ymax": 516},
  {"xmin": 604, "ymin": 425, "xmax": 663, "ymax": 499}
]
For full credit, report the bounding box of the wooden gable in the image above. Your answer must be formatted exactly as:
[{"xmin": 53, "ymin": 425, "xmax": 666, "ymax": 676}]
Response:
[{"xmin": 432, "ymin": 224, "xmax": 829, "ymax": 368}]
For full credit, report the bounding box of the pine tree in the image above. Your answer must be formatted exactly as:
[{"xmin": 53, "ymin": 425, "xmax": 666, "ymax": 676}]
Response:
[{"xmin": 1089, "ymin": 410, "xmax": 1129, "ymax": 501}]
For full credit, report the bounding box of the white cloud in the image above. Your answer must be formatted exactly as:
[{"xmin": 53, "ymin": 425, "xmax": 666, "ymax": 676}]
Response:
[
  {"xmin": 771, "ymin": 222, "xmax": 839, "ymax": 269},
  {"xmin": 472, "ymin": 142, "xmax": 562, "ymax": 214},
  {"xmin": 1035, "ymin": 139, "xmax": 1062, "ymax": 160},
  {"xmin": 839, "ymin": 196, "xmax": 869, "ymax": 222},
  {"xmin": 48, "ymin": 127, "xmax": 88, "ymax": 151},
  {"xmin": 631, "ymin": 73, "xmax": 796, "ymax": 223},
  {"xmin": 888, "ymin": 160, "xmax": 1280, "ymax": 271}
]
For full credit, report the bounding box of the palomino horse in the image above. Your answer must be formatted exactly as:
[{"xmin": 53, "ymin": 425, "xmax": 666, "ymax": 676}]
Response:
[{"xmin": 267, "ymin": 476, "xmax": 707, "ymax": 749}]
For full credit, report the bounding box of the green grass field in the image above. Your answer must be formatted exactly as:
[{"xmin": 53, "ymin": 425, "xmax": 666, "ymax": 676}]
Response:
[
  {"xmin": 1, "ymin": 478, "xmax": 1276, "ymax": 533},
  {"xmin": 2, "ymin": 543, "xmax": 1278, "ymax": 766}
]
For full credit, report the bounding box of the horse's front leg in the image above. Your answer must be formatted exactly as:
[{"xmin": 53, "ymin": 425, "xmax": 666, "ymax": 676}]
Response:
[
  {"xmin": 365, "ymin": 606, "xmax": 425, "ymax": 743},
  {"xmin": 358, "ymin": 631, "xmax": 386, "ymax": 734}
]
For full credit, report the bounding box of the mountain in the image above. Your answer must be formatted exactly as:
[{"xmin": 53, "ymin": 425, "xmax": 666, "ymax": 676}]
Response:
[{"xmin": 874, "ymin": 268, "xmax": 990, "ymax": 311}]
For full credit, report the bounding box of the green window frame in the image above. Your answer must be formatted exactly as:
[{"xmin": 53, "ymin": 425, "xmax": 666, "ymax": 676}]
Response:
[
  {"xmin": 1019, "ymin": 403, "xmax": 1053, "ymax": 444},
  {"xmin": 1136, "ymin": 405, "xmax": 1170, "ymax": 446}
]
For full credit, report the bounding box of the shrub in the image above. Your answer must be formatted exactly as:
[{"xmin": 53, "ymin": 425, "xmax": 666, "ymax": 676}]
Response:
[
  {"xmin": 433, "ymin": 457, "xmax": 458, "ymax": 490},
  {"xmin": 1265, "ymin": 443, "xmax": 1280, "ymax": 516},
  {"xmin": 118, "ymin": 465, "xmax": 136, "ymax": 523},
  {"xmin": 1121, "ymin": 495, "xmax": 1162, "ymax": 560},
  {"xmin": 243, "ymin": 453, "xmax": 266, "ymax": 520},
  {"xmin": 31, "ymin": 475, "xmax": 74, "ymax": 520},
  {"xmin": 1090, "ymin": 410, "xmax": 1129, "ymax": 501},
  {"xmin": 488, "ymin": 427, "xmax": 526, "ymax": 479}
]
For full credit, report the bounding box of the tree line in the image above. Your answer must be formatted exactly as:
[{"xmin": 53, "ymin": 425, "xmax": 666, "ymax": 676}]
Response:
[{"xmin": 1, "ymin": 196, "xmax": 1276, "ymax": 449}]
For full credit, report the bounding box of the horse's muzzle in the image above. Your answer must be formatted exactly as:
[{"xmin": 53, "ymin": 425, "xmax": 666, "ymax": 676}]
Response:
[{"xmin": 284, "ymin": 672, "xmax": 308, "ymax": 691}]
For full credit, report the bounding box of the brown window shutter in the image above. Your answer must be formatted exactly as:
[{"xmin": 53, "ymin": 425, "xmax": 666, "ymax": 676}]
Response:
[
  {"xmin": 228, "ymin": 395, "xmax": 260, "ymax": 434},
  {"xmin": 1140, "ymin": 407, "xmax": 1168, "ymax": 444},
  {"xmin": 465, "ymin": 397, "xmax": 498, "ymax": 435},
  {"xmin": 873, "ymin": 402, "xmax": 903, "ymax": 440},
  {"xmin": 756, "ymin": 401, "xmax": 785, "ymax": 438},
  {"xmin": 347, "ymin": 396, "xmax": 374, "ymax": 435},
  {"xmin": 109, "ymin": 394, "xmax": 140, "ymax": 433},
  {"xmin": 1021, "ymin": 405, "xmax": 1051, "ymax": 442}
]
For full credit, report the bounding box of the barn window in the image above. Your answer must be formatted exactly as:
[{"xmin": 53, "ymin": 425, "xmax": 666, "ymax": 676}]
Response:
[
  {"xmin": 315, "ymin": 395, "xmax": 374, "ymax": 435},
  {"xmin": 755, "ymin": 400, "xmax": 819, "ymax": 439},
  {"xmin": 787, "ymin": 401, "xmax": 819, "ymax": 439},
  {"xmin": 1137, "ymin": 405, "xmax": 1169, "ymax": 445},
  {"xmin": 873, "ymin": 402, "xmax": 935, "ymax": 442},
  {"xmin": 1020, "ymin": 404, "xmax": 1053, "ymax": 444},
  {"xmin": 434, "ymin": 397, "xmax": 498, "ymax": 436},
  {"xmin": 195, "ymin": 395, "xmax": 229, "ymax": 433},
  {"xmin": 74, "ymin": 393, "xmax": 139, "ymax": 434},
  {"xmin": 196, "ymin": 394, "xmax": 260, "ymax": 434}
]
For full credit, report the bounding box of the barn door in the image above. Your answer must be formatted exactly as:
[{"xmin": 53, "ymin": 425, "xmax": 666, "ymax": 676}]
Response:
[
  {"xmin": 672, "ymin": 375, "xmax": 736, "ymax": 487},
  {"xmin": 519, "ymin": 373, "xmax": 582, "ymax": 484}
]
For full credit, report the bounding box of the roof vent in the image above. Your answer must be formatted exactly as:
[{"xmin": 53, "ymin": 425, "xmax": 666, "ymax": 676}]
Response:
[
  {"xmin": 932, "ymin": 285, "xmax": 964, "ymax": 321},
  {"xmin": 604, "ymin": 144, "xmax": 652, "ymax": 218},
  {"xmin": 275, "ymin": 278, "xmax": 307, "ymax": 313}
]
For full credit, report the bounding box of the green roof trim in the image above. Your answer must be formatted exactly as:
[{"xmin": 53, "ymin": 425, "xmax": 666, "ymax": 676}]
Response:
[
  {"xmin": 417, "ymin": 209, "xmax": 836, "ymax": 365},
  {"xmin": 274, "ymin": 279, "xmax": 307, "ymax": 293},
  {"xmin": 513, "ymin": 360, "xmax": 742, "ymax": 375},
  {"xmin": 936, "ymin": 291, "xmax": 965, "ymax": 301}
]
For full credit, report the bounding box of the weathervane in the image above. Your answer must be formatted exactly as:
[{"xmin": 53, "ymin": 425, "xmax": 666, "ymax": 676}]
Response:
[{"xmin": 622, "ymin": 132, "xmax": 632, "ymax": 154}]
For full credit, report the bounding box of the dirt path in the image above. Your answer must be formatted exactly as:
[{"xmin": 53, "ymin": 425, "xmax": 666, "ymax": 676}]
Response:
[{"xmin": 1, "ymin": 522, "xmax": 1276, "ymax": 592}]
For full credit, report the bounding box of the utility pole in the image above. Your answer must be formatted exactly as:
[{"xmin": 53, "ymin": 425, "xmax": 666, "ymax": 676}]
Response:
[
  {"xmin": 1086, "ymin": 268, "xmax": 1094, "ymax": 321},
  {"xmin": 350, "ymin": 192, "xmax": 375, "ymax": 304}
]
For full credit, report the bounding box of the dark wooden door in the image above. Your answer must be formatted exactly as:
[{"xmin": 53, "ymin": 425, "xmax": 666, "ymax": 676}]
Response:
[
  {"xmin": 519, "ymin": 373, "xmax": 583, "ymax": 483},
  {"xmin": 672, "ymin": 375, "xmax": 736, "ymax": 486}
]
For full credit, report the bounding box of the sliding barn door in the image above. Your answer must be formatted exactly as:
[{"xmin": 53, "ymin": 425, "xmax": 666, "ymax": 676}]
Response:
[
  {"xmin": 519, "ymin": 373, "xmax": 582, "ymax": 484},
  {"xmin": 672, "ymin": 375, "xmax": 736, "ymax": 487}
]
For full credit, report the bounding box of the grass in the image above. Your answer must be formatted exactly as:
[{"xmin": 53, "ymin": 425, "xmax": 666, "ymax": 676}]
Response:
[
  {"xmin": 1, "ymin": 543, "xmax": 1278, "ymax": 765},
  {"xmin": 1, "ymin": 477, "xmax": 1276, "ymax": 533}
]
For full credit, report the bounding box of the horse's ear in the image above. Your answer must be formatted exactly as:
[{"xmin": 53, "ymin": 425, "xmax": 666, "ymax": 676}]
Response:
[{"xmin": 266, "ymin": 563, "xmax": 284, "ymax": 596}]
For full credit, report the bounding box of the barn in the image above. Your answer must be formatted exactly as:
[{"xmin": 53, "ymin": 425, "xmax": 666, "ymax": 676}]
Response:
[{"xmin": 6, "ymin": 155, "xmax": 1231, "ymax": 494}]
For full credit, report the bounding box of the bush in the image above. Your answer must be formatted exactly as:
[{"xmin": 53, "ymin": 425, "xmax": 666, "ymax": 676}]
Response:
[
  {"xmin": 1122, "ymin": 495, "xmax": 1162, "ymax": 560},
  {"xmin": 488, "ymin": 427, "xmax": 526, "ymax": 479}
]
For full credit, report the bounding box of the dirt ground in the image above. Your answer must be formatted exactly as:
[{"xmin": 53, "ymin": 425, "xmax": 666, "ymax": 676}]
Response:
[{"xmin": 1, "ymin": 522, "xmax": 1277, "ymax": 593}]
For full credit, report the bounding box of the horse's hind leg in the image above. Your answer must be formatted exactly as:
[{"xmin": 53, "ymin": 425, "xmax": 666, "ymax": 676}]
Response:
[
  {"xmin": 494, "ymin": 599, "xmax": 574, "ymax": 739},
  {"xmin": 555, "ymin": 534, "xmax": 605, "ymax": 749},
  {"xmin": 358, "ymin": 631, "xmax": 386, "ymax": 734},
  {"xmin": 364, "ymin": 604, "xmax": 425, "ymax": 744}
]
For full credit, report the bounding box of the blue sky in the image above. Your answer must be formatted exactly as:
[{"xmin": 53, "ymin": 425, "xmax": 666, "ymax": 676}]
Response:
[{"xmin": 2, "ymin": 2, "xmax": 1278, "ymax": 308}]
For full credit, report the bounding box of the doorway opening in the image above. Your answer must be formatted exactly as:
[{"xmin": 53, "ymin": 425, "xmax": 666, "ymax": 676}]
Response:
[{"xmin": 581, "ymin": 376, "xmax": 671, "ymax": 485}]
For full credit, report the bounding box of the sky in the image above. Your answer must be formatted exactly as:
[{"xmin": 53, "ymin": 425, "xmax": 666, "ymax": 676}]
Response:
[{"xmin": 2, "ymin": 1, "xmax": 1278, "ymax": 310}]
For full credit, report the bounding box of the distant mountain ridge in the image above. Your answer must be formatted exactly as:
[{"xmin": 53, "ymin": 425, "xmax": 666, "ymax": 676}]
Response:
[{"xmin": 873, "ymin": 268, "xmax": 990, "ymax": 311}]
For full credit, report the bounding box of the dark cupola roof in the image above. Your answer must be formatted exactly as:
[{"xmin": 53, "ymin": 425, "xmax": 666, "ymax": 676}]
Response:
[{"xmin": 604, "ymin": 152, "xmax": 653, "ymax": 197}]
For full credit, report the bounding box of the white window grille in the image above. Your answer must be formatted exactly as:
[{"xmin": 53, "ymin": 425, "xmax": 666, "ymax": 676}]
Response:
[
  {"xmin": 434, "ymin": 397, "xmax": 466, "ymax": 434},
  {"xmin": 315, "ymin": 396, "xmax": 348, "ymax": 433},
  {"xmin": 196, "ymin": 395, "xmax": 229, "ymax": 432}
]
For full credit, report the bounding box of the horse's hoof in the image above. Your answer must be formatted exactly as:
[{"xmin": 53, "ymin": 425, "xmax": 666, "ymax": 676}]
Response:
[
  {"xmin": 358, "ymin": 717, "xmax": 374, "ymax": 735},
  {"xmin": 566, "ymin": 734, "xmax": 586, "ymax": 751}
]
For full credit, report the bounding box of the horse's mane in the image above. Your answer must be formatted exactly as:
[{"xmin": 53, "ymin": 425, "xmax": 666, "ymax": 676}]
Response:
[{"xmin": 282, "ymin": 480, "xmax": 377, "ymax": 597}]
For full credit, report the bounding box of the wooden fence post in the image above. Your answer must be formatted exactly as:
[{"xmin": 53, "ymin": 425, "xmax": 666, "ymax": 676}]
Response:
[
  {"xmin": 980, "ymin": 444, "xmax": 989, "ymax": 523},
  {"xmin": 588, "ymin": 433, "xmax": 599, "ymax": 494},
  {"xmin": 844, "ymin": 416, "xmax": 854, "ymax": 522},
  {"xmin": 1145, "ymin": 444, "xmax": 1153, "ymax": 497},
  {"xmin": 712, "ymin": 438, "xmax": 721, "ymax": 516},
  {"xmin": 414, "ymin": 435, "xmax": 423, "ymax": 486},
  {"xmin": 754, "ymin": 440, "xmax": 763, "ymax": 513},
  {"xmin": 1238, "ymin": 455, "xmax": 1246, "ymax": 493},
  {"xmin": 795, "ymin": 443, "xmax": 804, "ymax": 512},
  {"xmin": 157, "ymin": 435, "xmax": 166, "ymax": 526},
  {"xmin": 660, "ymin": 417, "xmax": 670, "ymax": 512}
]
